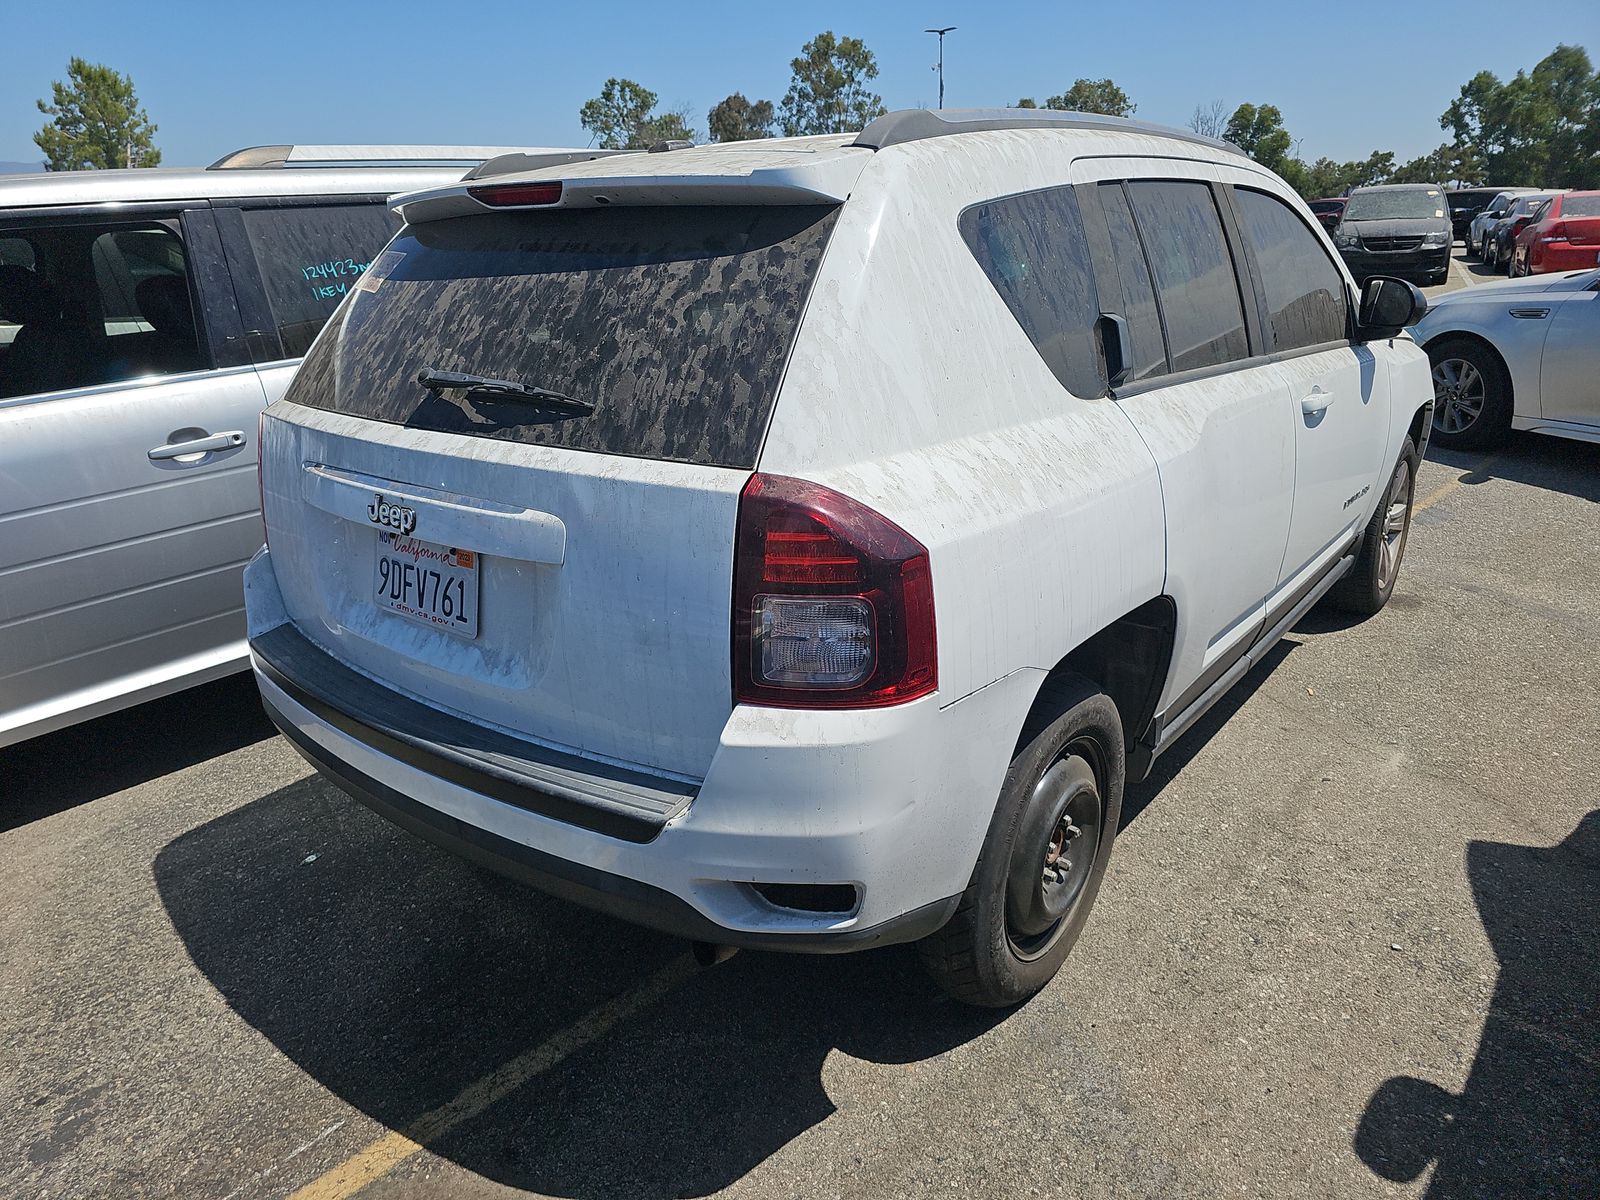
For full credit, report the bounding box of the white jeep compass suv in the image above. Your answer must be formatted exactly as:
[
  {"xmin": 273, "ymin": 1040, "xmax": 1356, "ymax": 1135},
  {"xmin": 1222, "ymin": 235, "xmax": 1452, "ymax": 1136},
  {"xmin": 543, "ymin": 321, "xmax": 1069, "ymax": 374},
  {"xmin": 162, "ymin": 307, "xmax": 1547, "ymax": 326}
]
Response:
[{"xmin": 246, "ymin": 110, "xmax": 1433, "ymax": 1006}]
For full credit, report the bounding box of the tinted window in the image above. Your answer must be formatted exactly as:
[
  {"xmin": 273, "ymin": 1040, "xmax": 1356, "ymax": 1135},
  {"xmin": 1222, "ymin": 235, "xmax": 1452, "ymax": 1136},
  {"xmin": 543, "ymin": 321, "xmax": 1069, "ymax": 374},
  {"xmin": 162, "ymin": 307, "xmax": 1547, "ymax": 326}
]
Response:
[
  {"xmin": 1233, "ymin": 188, "xmax": 1348, "ymax": 352},
  {"xmin": 0, "ymin": 221, "xmax": 205, "ymax": 400},
  {"xmin": 960, "ymin": 186, "xmax": 1103, "ymax": 397},
  {"xmin": 1095, "ymin": 183, "xmax": 1166, "ymax": 381},
  {"xmin": 239, "ymin": 204, "xmax": 400, "ymax": 357},
  {"xmin": 288, "ymin": 205, "xmax": 838, "ymax": 469},
  {"xmin": 1126, "ymin": 181, "xmax": 1249, "ymax": 372},
  {"xmin": 1564, "ymin": 195, "xmax": 1600, "ymax": 217}
]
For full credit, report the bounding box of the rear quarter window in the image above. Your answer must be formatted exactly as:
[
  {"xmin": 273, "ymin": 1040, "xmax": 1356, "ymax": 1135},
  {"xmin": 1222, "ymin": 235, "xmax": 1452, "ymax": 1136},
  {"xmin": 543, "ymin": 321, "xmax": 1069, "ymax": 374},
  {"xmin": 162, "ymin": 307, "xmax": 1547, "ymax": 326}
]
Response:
[
  {"xmin": 239, "ymin": 203, "xmax": 400, "ymax": 357},
  {"xmin": 959, "ymin": 186, "xmax": 1104, "ymax": 398},
  {"xmin": 285, "ymin": 204, "xmax": 838, "ymax": 469}
]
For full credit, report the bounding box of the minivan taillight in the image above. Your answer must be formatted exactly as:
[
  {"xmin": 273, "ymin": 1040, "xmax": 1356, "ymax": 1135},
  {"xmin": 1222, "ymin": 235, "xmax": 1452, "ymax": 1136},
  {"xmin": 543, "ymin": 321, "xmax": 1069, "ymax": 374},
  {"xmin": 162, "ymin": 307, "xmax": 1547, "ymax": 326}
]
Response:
[{"xmin": 732, "ymin": 473, "xmax": 936, "ymax": 709}]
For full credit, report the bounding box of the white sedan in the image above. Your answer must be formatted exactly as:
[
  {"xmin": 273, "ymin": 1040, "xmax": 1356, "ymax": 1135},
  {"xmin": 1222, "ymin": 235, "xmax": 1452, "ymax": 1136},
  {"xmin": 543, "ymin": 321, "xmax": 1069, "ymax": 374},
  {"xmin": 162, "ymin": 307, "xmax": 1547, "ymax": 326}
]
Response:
[{"xmin": 1411, "ymin": 268, "xmax": 1600, "ymax": 449}]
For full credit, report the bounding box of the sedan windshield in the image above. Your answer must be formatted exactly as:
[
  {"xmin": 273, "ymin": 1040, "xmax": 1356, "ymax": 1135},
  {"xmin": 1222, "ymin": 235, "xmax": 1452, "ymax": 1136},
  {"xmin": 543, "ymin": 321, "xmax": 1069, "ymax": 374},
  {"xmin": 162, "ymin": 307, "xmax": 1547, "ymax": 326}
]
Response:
[{"xmin": 1344, "ymin": 190, "xmax": 1446, "ymax": 221}]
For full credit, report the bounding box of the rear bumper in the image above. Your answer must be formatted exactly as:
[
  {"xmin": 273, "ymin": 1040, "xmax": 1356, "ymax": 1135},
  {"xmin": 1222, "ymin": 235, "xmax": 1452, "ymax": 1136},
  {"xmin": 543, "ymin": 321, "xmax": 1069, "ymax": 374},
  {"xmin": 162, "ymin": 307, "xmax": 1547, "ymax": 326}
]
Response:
[{"xmin": 244, "ymin": 547, "xmax": 1036, "ymax": 952}]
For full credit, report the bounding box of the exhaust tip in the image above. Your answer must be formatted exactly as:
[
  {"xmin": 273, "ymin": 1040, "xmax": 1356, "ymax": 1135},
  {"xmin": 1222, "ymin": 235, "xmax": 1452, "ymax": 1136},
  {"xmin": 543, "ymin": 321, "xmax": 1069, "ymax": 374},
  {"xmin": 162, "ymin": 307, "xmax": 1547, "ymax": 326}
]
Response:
[{"xmin": 692, "ymin": 941, "xmax": 739, "ymax": 967}]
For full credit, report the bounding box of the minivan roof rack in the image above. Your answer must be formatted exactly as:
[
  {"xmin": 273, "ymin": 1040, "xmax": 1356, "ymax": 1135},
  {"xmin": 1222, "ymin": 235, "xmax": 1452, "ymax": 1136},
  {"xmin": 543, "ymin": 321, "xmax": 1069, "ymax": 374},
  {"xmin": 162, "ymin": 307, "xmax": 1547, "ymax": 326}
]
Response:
[
  {"xmin": 208, "ymin": 144, "xmax": 554, "ymax": 170},
  {"xmin": 852, "ymin": 108, "xmax": 1246, "ymax": 157}
]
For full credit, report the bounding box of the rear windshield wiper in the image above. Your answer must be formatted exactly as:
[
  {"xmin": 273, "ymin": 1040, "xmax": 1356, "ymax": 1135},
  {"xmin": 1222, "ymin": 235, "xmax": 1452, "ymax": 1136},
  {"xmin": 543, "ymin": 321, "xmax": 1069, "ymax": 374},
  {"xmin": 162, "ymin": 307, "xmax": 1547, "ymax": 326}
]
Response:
[{"xmin": 416, "ymin": 368, "xmax": 594, "ymax": 416}]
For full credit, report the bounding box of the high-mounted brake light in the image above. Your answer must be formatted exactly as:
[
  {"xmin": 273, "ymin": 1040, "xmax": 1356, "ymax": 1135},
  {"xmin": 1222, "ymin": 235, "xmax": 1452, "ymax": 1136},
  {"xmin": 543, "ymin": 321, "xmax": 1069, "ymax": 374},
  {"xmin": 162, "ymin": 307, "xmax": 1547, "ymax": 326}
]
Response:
[
  {"xmin": 466, "ymin": 181, "xmax": 564, "ymax": 207},
  {"xmin": 732, "ymin": 474, "xmax": 936, "ymax": 709}
]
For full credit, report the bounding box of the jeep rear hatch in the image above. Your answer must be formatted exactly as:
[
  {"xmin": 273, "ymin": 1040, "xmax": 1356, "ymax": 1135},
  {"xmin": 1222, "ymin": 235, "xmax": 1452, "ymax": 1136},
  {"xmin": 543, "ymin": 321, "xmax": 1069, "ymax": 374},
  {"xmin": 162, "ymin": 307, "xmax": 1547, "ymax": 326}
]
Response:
[{"xmin": 263, "ymin": 200, "xmax": 840, "ymax": 782}]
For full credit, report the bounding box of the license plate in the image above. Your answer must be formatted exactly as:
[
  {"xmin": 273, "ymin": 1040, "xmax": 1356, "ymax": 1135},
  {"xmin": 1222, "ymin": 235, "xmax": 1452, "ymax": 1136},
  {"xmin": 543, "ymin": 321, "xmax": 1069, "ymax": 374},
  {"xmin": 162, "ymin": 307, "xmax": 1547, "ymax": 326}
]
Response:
[{"xmin": 373, "ymin": 532, "xmax": 479, "ymax": 638}]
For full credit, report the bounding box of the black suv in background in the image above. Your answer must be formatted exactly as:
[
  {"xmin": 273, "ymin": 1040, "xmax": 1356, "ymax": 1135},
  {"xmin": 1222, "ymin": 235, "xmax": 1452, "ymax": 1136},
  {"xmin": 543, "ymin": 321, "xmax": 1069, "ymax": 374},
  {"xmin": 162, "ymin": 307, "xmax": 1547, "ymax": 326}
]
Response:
[
  {"xmin": 1447, "ymin": 187, "xmax": 1520, "ymax": 243},
  {"xmin": 1331, "ymin": 183, "xmax": 1453, "ymax": 285}
]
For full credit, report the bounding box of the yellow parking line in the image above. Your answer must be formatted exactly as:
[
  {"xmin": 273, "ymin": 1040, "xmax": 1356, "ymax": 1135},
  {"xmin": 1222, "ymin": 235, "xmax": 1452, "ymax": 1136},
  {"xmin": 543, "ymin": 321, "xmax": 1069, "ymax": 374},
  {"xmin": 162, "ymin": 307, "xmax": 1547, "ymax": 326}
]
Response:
[
  {"xmin": 1414, "ymin": 454, "xmax": 1498, "ymax": 515},
  {"xmin": 287, "ymin": 955, "xmax": 697, "ymax": 1200}
]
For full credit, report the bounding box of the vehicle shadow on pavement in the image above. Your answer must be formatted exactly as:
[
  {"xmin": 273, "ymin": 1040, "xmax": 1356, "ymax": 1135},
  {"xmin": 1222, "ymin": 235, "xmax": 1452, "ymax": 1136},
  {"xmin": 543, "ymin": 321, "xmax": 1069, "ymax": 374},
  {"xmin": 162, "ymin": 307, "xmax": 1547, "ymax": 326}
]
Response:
[
  {"xmin": 1426, "ymin": 434, "xmax": 1600, "ymax": 505},
  {"xmin": 1, "ymin": 674, "xmax": 276, "ymax": 834},
  {"xmin": 1353, "ymin": 810, "xmax": 1600, "ymax": 1198},
  {"xmin": 1120, "ymin": 640, "xmax": 1298, "ymax": 830},
  {"xmin": 154, "ymin": 775, "xmax": 1009, "ymax": 1198}
]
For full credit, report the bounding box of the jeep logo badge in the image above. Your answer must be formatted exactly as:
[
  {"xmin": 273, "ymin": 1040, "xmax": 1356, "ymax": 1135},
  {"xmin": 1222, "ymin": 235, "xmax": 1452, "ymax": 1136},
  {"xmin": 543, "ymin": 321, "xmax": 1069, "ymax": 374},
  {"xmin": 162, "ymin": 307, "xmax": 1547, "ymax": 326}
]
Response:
[{"xmin": 367, "ymin": 493, "xmax": 417, "ymax": 535}]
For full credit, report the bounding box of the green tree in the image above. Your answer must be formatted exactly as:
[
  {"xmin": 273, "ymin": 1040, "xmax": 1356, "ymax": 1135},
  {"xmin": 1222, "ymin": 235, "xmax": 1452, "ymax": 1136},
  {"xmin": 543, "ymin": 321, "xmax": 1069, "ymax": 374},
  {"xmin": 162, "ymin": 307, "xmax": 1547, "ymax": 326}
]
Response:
[
  {"xmin": 1041, "ymin": 78, "xmax": 1135, "ymax": 118},
  {"xmin": 579, "ymin": 79, "xmax": 697, "ymax": 149},
  {"xmin": 1440, "ymin": 45, "xmax": 1600, "ymax": 187},
  {"xmin": 34, "ymin": 58, "xmax": 159, "ymax": 171},
  {"xmin": 1223, "ymin": 102, "xmax": 1295, "ymax": 174},
  {"xmin": 780, "ymin": 32, "xmax": 886, "ymax": 136},
  {"xmin": 708, "ymin": 93, "xmax": 775, "ymax": 142}
]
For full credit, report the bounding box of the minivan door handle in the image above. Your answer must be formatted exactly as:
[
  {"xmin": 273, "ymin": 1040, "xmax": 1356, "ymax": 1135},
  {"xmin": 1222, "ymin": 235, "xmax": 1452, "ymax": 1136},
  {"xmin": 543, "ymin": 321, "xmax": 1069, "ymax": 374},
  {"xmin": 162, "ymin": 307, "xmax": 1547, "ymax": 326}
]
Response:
[
  {"xmin": 1300, "ymin": 390, "xmax": 1334, "ymax": 416},
  {"xmin": 148, "ymin": 430, "xmax": 246, "ymax": 461}
]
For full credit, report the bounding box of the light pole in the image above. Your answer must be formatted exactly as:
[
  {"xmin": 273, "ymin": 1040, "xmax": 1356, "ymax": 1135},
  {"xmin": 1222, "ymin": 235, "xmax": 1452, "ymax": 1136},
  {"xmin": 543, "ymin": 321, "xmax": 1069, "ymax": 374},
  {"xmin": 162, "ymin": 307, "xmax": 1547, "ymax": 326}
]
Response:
[{"xmin": 925, "ymin": 26, "xmax": 956, "ymax": 110}]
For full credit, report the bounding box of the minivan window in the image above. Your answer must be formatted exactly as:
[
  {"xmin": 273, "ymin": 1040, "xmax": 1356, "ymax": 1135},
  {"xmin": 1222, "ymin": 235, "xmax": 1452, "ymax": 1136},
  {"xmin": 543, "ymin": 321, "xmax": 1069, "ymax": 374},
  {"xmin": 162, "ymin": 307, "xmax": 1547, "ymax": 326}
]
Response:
[
  {"xmin": 1232, "ymin": 188, "xmax": 1348, "ymax": 352},
  {"xmin": 286, "ymin": 204, "xmax": 838, "ymax": 469},
  {"xmin": 239, "ymin": 204, "xmax": 400, "ymax": 358},
  {"xmin": 1344, "ymin": 189, "xmax": 1445, "ymax": 221},
  {"xmin": 0, "ymin": 220, "xmax": 205, "ymax": 400},
  {"xmin": 1126, "ymin": 180, "xmax": 1250, "ymax": 373},
  {"xmin": 960, "ymin": 185, "xmax": 1103, "ymax": 397},
  {"xmin": 1094, "ymin": 183, "xmax": 1167, "ymax": 382}
]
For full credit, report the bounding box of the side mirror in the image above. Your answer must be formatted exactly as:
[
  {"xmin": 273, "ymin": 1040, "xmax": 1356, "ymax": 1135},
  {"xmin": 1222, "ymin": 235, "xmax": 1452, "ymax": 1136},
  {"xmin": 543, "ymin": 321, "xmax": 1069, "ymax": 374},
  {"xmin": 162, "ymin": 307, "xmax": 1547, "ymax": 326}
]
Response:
[
  {"xmin": 1098, "ymin": 312, "xmax": 1133, "ymax": 389},
  {"xmin": 1357, "ymin": 276, "xmax": 1428, "ymax": 341}
]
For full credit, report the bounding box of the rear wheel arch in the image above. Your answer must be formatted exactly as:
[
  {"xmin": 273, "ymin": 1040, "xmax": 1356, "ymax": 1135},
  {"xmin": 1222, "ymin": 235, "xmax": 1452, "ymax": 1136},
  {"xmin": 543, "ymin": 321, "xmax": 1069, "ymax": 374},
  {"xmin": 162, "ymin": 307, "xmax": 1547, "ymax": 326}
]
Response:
[{"xmin": 1024, "ymin": 596, "xmax": 1177, "ymax": 765}]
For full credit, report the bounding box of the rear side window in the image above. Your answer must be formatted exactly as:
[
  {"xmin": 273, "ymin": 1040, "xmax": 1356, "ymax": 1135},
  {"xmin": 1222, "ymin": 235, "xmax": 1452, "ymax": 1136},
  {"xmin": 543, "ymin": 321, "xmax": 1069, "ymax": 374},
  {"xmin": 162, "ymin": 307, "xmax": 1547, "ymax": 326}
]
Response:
[
  {"xmin": 960, "ymin": 186, "xmax": 1103, "ymax": 397},
  {"xmin": 1232, "ymin": 188, "xmax": 1349, "ymax": 353},
  {"xmin": 1126, "ymin": 181, "xmax": 1249, "ymax": 373},
  {"xmin": 1095, "ymin": 183, "xmax": 1167, "ymax": 382},
  {"xmin": 286, "ymin": 205, "xmax": 838, "ymax": 469},
  {"xmin": 239, "ymin": 204, "xmax": 399, "ymax": 357}
]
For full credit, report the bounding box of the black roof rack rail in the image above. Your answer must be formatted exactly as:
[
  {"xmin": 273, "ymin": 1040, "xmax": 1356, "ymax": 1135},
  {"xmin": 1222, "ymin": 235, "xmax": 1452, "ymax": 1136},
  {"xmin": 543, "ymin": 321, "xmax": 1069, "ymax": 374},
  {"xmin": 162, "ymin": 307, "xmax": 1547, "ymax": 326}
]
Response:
[{"xmin": 852, "ymin": 108, "xmax": 1246, "ymax": 157}]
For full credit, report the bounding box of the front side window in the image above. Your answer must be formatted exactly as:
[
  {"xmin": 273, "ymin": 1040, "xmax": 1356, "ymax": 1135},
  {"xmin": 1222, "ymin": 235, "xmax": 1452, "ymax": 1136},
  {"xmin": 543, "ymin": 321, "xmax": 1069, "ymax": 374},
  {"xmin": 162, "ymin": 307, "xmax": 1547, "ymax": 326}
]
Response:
[
  {"xmin": 1126, "ymin": 180, "xmax": 1249, "ymax": 373},
  {"xmin": 0, "ymin": 220, "xmax": 205, "ymax": 400},
  {"xmin": 238, "ymin": 204, "xmax": 400, "ymax": 358},
  {"xmin": 1095, "ymin": 183, "xmax": 1167, "ymax": 382},
  {"xmin": 1232, "ymin": 188, "xmax": 1349, "ymax": 353},
  {"xmin": 960, "ymin": 186, "xmax": 1104, "ymax": 397}
]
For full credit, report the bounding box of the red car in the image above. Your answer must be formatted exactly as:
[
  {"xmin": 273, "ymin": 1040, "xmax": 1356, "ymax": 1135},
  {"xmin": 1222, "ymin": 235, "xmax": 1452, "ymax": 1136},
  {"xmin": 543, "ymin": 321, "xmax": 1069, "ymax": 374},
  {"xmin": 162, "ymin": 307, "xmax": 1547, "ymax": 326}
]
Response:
[
  {"xmin": 1510, "ymin": 191, "xmax": 1600, "ymax": 276},
  {"xmin": 1309, "ymin": 197, "xmax": 1346, "ymax": 233}
]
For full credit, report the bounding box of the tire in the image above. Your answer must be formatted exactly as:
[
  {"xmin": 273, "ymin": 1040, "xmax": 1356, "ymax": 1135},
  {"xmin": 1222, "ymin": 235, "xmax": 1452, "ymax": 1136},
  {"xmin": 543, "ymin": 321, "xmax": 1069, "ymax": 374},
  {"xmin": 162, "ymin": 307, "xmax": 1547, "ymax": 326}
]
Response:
[
  {"xmin": 919, "ymin": 675, "xmax": 1124, "ymax": 1008},
  {"xmin": 1466, "ymin": 231, "xmax": 1478, "ymax": 257},
  {"xmin": 1482, "ymin": 238, "xmax": 1497, "ymax": 269},
  {"xmin": 1427, "ymin": 336, "xmax": 1513, "ymax": 450},
  {"xmin": 1330, "ymin": 436, "xmax": 1418, "ymax": 616}
]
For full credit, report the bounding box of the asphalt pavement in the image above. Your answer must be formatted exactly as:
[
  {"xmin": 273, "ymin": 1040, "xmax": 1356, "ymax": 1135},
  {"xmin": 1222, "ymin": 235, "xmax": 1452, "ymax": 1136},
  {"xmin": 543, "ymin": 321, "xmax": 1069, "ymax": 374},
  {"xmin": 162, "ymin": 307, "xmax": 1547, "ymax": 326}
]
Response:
[{"xmin": 2, "ymin": 245, "xmax": 1595, "ymax": 1200}]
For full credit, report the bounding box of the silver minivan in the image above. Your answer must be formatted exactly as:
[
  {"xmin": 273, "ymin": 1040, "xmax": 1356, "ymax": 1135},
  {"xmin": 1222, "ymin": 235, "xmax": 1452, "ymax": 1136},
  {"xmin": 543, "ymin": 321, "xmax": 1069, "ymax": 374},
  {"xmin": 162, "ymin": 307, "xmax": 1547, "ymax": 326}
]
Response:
[{"xmin": 0, "ymin": 145, "xmax": 610, "ymax": 747}]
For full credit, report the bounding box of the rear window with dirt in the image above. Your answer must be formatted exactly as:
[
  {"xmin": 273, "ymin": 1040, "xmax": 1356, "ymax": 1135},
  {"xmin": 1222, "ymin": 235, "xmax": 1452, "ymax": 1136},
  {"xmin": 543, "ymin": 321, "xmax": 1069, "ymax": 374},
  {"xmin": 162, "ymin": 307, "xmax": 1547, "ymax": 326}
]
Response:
[{"xmin": 284, "ymin": 204, "xmax": 839, "ymax": 469}]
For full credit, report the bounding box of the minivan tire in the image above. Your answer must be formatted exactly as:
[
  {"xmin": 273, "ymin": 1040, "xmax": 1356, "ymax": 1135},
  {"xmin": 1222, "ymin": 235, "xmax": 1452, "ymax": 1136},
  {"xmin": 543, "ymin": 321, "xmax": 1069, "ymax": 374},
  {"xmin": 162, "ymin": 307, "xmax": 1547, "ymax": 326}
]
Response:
[
  {"xmin": 1427, "ymin": 337, "xmax": 1513, "ymax": 450},
  {"xmin": 919, "ymin": 675, "xmax": 1123, "ymax": 1007},
  {"xmin": 1330, "ymin": 436, "xmax": 1418, "ymax": 616}
]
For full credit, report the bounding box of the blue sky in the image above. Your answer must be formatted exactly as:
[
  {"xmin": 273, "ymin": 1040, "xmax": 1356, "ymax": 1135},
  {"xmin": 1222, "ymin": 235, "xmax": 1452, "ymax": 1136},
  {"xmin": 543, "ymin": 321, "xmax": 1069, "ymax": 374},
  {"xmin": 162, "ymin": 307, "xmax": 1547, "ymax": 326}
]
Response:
[{"xmin": 3, "ymin": 0, "xmax": 1594, "ymax": 168}]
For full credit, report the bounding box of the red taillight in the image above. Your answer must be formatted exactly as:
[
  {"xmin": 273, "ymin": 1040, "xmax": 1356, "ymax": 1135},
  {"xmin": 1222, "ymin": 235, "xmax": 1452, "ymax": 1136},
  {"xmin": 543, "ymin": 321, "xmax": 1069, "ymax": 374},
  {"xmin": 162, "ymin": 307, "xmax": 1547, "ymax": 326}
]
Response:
[
  {"xmin": 466, "ymin": 181, "xmax": 563, "ymax": 207},
  {"xmin": 257, "ymin": 409, "xmax": 269, "ymax": 550},
  {"xmin": 732, "ymin": 473, "xmax": 936, "ymax": 709},
  {"xmin": 1541, "ymin": 222, "xmax": 1569, "ymax": 243}
]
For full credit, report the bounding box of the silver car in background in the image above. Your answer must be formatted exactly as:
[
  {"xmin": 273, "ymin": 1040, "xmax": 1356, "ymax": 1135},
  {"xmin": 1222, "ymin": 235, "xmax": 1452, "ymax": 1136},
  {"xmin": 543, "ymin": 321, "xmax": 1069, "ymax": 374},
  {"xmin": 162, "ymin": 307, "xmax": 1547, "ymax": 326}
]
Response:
[
  {"xmin": 0, "ymin": 145, "xmax": 610, "ymax": 747},
  {"xmin": 1411, "ymin": 267, "xmax": 1600, "ymax": 449}
]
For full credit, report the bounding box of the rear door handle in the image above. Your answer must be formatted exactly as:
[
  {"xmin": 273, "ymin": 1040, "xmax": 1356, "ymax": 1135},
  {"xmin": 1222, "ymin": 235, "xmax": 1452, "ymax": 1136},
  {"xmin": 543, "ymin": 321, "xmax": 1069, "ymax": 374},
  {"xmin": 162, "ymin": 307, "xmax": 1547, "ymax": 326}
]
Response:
[
  {"xmin": 1300, "ymin": 390, "xmax": 1334, "ymax": 416},
  {"xmin": 148, "ymin": 430, "xmax": 246, "ymax": 461}
]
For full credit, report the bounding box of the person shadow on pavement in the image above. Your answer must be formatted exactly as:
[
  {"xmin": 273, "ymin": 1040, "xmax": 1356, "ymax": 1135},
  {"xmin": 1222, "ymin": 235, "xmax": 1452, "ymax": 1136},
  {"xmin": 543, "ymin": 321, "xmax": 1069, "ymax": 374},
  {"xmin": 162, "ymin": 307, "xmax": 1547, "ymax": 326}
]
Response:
[{"xmin": 1353, "ymin": 810, "xmax": 1599, "ymax": 1198}]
